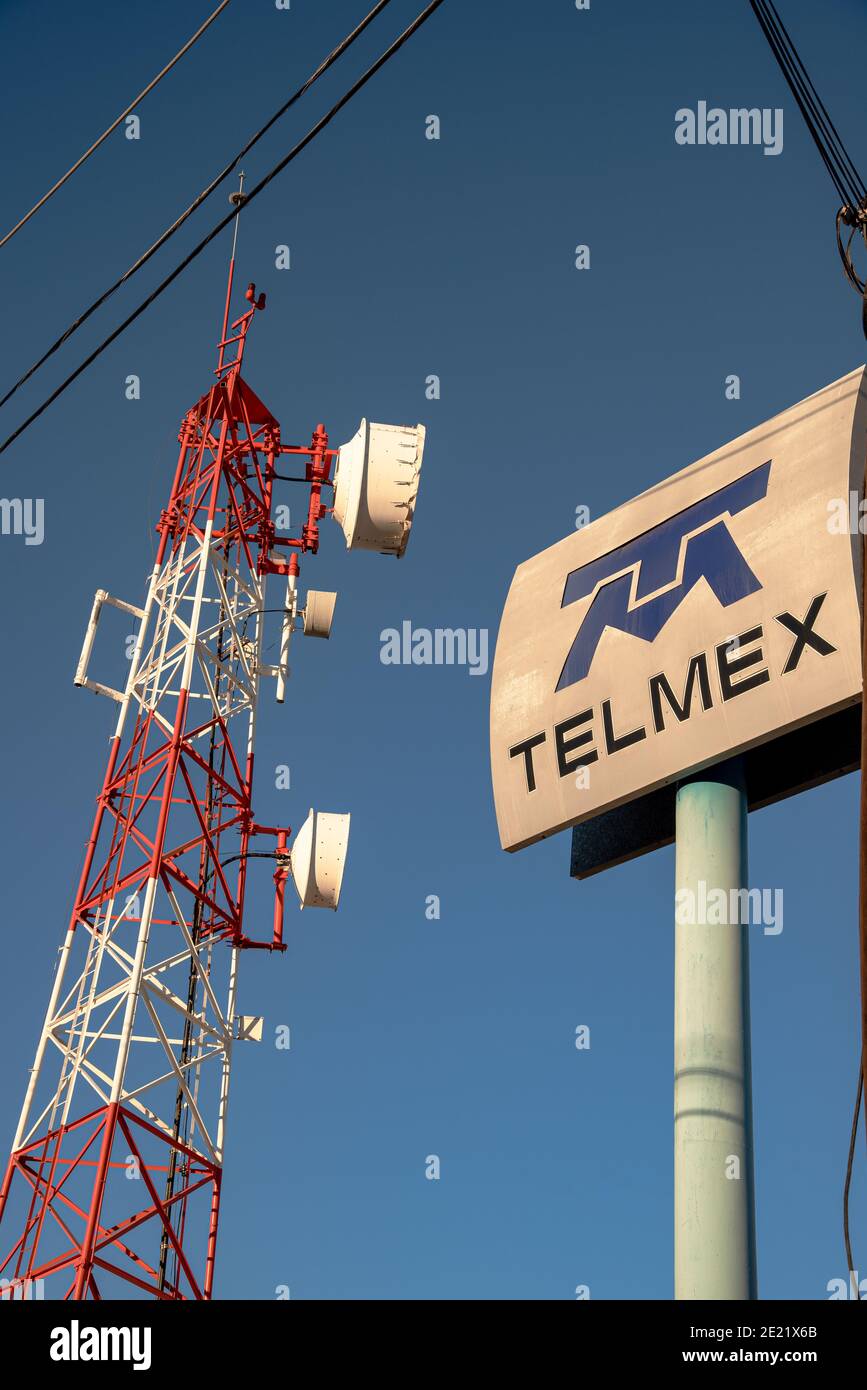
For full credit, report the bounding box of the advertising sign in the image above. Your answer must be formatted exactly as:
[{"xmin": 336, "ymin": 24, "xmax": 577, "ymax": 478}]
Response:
[{"xmin": 490, "ymin": 369, "xmax": 867, "ymax": 864}]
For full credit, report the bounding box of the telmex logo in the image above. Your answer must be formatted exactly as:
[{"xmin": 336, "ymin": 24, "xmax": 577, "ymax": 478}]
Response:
[
  {"xmin": 492, "ymin": 367, "xmax": 867, "ymax": 853},
  {"xmin": 506, "ymin": 457, "xmax": 838, "ymax": 801},
  {"xmin": 557, "ymin": 461, "xmax": 772, "ymax": 691}
]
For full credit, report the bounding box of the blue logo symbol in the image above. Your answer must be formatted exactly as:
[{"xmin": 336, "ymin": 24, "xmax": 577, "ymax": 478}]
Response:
[{"xmin": 557, "ymin": 461, "xmax": 771, "ymax": 691}]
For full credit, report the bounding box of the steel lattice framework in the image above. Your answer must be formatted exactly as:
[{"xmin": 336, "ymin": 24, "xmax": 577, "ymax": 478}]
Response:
[{"xmin": 0, "ymin": 272, "xmax": 338, "ymax": 1300}]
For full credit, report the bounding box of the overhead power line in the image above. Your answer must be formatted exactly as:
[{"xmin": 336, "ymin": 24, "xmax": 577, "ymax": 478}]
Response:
[
  {"xmin": 0, "ymin": 0, "xmax": 395, "ymax": 414},
  {"xmin": 0, "ymin": 0, "xmax": 446, "ymax": 459},
  {"xmin": 0, "ymin": 0, "xmax": 232, "ymax": 251},
  {"xmin": 844, "ymin": 1065, "xmax": 863, "ymax": 1300},
  {"xmin": 748, "ymin": 0, "xmax": 867, "ymax": 1270},
  {"xmin": 748, "ymin": 0, "xmax": 867, "ymax": 331},
  {"xmin": 748, "ymin": 0, "xmax": 865, "ymax": 210}
]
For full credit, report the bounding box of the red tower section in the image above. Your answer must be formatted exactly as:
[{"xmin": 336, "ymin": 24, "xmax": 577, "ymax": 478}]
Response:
[{"xmin": 0, "ymin": 274, "xmax": 341, "ymax": 1300}]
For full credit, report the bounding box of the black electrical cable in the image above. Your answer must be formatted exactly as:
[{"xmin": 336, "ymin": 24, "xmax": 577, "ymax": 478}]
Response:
[
  {"xmin": 0, "ymin": 0, "xmax": 233, "ymax": 251},
  {"xmin": 0, "ymin": 0, "xmax": 394, "ymax": 413},
  {"xmin": 220, "ymin": 851, "xmax": 279, "ymax": 868},
  {"xmin": 747, "ymin": 0, "xmax": 867, "ymax": 1275},
  {"xmin": 272, "ymin": 473, "xmax": 334, "ymax": 484},
  {"xmin": 844, "ymin": 1065, "xmax": 863, "ymax": 1300},
  {"xmin": 748, "ymin": 0, "xmax": 865, "ymax": 212},
  {"xmin": 748, "ymin": 0, "xmax": 867, "ymax": 333},
  {"xmin": 0, "ymin": 0, "xmax": 445, "ymax": 459},
  {"xmin": 758, "ymin": 0, "xmax": 865, "ymax": 206}
]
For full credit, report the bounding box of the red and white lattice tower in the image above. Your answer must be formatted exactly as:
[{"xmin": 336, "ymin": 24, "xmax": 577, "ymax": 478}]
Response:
[{"xmin": 0, "ymin": 255, "xmax": 353, "ymax": 1300}]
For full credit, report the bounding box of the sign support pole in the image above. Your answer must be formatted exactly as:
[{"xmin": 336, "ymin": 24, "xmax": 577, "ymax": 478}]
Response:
[{"xmin": 674, "ymin": 756, "xmax": 758, "ymax": 1300}]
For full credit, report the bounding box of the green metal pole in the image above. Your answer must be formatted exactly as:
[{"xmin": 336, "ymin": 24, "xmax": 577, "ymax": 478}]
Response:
[{"xmin": 674, "ymin": 757, "xmax": 757, "ymax": 1300}]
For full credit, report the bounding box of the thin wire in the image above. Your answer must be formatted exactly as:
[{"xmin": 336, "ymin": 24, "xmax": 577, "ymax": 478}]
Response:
[
  {"xmin": 0, "ymin": 0, "xmax": 232, "ymax": 250},
  {"xmin": 0, "ymin": 0, "xmax": 394, "ymax": 413},
  {"xmin": 748, "ymin": 0, "xmax": 865, "ymax": 209},
  {"xmin": 220, "ymin": 852, "xmax": 278, "ymax": 868},
  {"xmin": 836, "ymin": 209, "xmax": 865, "ymax": 294},
  {"xmin": 273, "ymin": 473, "xmax": 334, "ymax": 484},
  {"xmin": 219, "ymin": 171, "xmax": 246, "ymax": 362},
  {"xmin": 747, "ymin": 0, "xmax": 867, "ymax": 328},
  {"xmin": 748, "ymin": 1, "xmax": 847, "ymax": 204},
  {"xmin": 756, "ymin": 0, "xmax": 865, "ymax": 205},
  {"xmin": 0, "ymin": 0, "xmax": 446, "ymax": 459},
  {"xmin": 229, "ymin": 173, "xmax": 245, "ymax": 263},
  {"xmin": 844, "ymin": 1065, "xmax": 862, "ymax": 1300}
]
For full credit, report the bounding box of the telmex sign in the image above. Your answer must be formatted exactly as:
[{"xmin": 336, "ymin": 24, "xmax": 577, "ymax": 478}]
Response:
[{"xmin": 490, "ymin": 368, "xmax": 867, "ymax": 869}]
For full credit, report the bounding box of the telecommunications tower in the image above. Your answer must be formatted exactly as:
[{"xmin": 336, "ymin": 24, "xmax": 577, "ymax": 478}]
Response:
[{"xmin": 0, "ymin": 202, "xmax": 426, "ymax": 1300}]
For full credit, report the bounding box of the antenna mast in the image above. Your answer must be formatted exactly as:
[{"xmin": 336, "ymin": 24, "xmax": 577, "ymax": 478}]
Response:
[{"xmin": 0, "ymin": 229, "xmax": 327, "ymax": 1299}]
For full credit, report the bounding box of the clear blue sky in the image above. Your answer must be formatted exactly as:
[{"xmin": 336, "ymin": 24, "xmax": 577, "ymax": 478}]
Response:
[{"xmin": 0, "ymin": 0, "xmax": 865, "ymax": 1299}]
